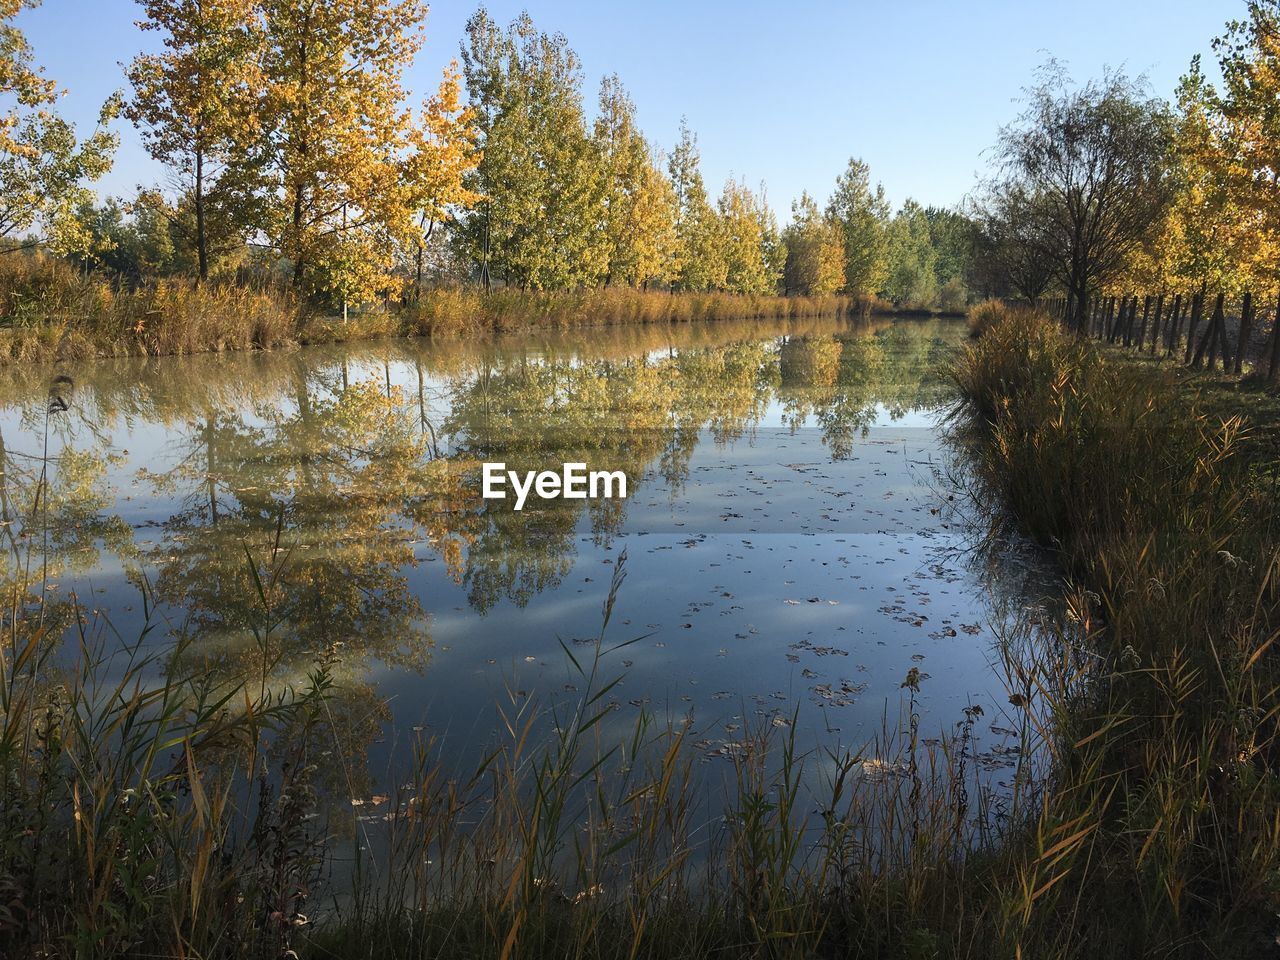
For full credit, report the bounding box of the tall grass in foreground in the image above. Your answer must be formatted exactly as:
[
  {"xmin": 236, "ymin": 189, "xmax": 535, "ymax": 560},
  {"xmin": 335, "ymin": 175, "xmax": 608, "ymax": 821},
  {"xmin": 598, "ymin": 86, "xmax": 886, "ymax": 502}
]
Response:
[
  {"xmin": 948, "ymin": 310, "xmax": 1280, "ymax": 956},
  {"xmin": 2, "ymin": 540, "xmax": 1072, "ymax": 959}
]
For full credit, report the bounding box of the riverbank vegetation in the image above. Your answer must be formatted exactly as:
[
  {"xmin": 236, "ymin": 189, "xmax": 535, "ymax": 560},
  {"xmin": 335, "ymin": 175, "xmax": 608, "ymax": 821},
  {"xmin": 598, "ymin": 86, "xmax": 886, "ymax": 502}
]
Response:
[
  {"xmin": 973, "ymin": 5, "xmax": 1280, "ymax": 377},
  {"xmin": 949, "ymin": 308, "xmax": 1280, "ymax": 955}
]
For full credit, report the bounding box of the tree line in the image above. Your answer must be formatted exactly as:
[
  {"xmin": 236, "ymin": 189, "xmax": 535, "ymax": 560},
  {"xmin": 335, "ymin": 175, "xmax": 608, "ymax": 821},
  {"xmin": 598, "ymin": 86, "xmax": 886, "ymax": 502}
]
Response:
[
  {"xmin": 0, "ymin": 0, "xmax": 981, "ymax": 311},
  {"xmin": 975, "ymin": 2, "xmax": 1280, "ymax": 381}
]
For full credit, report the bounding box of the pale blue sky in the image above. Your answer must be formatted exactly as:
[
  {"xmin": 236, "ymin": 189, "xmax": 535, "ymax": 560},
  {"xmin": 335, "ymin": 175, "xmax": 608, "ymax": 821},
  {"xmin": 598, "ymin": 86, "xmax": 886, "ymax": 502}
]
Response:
[{"xmin": 16, "ymin": 0, "xmax": 1242, "ymax": 214}]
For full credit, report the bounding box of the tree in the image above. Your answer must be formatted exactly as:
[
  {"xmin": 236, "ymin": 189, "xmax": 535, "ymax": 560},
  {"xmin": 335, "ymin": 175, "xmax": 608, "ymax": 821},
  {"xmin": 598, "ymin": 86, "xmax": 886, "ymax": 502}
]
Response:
[
  {"xmin": 126, "ymin": 0, "xmax": 263, "ymax": 283},
  {"xmin": 883, "ymin": 199, "xmax": 937, "ymax": 306},
  {"xmin": 718, "ymin": 178, "xmax": 772, "ymax": 295},
  {"xmin": 257, "ymin": 0, "xmax": 433, "ymax": 303},
  {"xmin": 782, "ymin": 192, "xmax": 843, "ymax": 295},
  {"xmin": 458, "ymin": 8, "xmax": 607, "ymax": 290},
  {"xmin": 667, "ymin": 119, "xmax": 726, "ymax": 291},
  {"xmin": 972, "ymin": 184, "xmax": 1056, "ymax": 304},
  {"xmin": 401, "ymin": 61, "xmax": 482, "ymax": 290},
  {"xmin": 827, "ymin": 157, "xmax": 890, "ymax": 300},
  {"xmin": 0, "ymin": 0, "xmax": 119, "ymax": 255},
  {"xmin": 991, "ymin": 64, "xmax": 1175, "ymax": 331},
  {"xmin": 594, "ymin": 75, "xmax": 677, "ymax": 287}
]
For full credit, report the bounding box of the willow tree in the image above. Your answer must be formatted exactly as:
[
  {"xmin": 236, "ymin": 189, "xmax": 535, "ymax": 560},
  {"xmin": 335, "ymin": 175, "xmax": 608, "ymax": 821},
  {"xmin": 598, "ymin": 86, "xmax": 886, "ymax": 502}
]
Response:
[
  {"xmin": 458, "ymin": 9, "xmax": 607, "ymax": 290},
  {"xmin": 668, "ymin": 119, "xmax": 726, "ymax": 291},
  {"xmin": 594, "ymin": 75, "xmax": 677, "ymax": 287},
  {"xmin": 257, "ymin": 0, "xmax": 431, "ymax": 302},
  {"xmin": 126, "ymin": 0, "xmax": 263, "ymax": 282},
  {"xmin": 0, "ymin": 0, "xmax": 119, "ymax": 254},
  {"xmin": 826, "ymin": 157, "xmax": 889, "ymax": 300},
  {"xmin": 992, "ymin": 64, "xmax": 1175, "ymax": 332}
]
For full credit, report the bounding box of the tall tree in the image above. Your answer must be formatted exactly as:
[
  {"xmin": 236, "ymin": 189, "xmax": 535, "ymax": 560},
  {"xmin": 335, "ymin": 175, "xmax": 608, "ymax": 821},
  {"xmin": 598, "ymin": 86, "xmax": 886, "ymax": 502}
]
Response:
[
  {"xmin": 0, "ymin": 0, "xmax": 119, "ymax": 254},
  {"xmin": 458, "ymin": 8, "xmax": 606, "ymax": 290},
  {"xmin": 783, "ymin": 192, "xmax": 843, "ymax": 296},
  {"xmin": 126, "ymin": 0, "xmax": 263, "ymax": 282},
  {"xmin": 717, "ymin": 178, "xmax": 772, "ymax": 295},
  {"xmin": 667, "ymin": 119, "xmax": 726, "ymax": 291},
  {"xmin": 992, "ymin": 64, "xmax": 1175, "ymax": 331},
  {"xmin": 883, "ymin": 199, "xmax": 937, "ymax": 306},
  {"xmin": 594, "ymin": 75, "xmax": 677, "ymax": 287},
  {"xmin": 401, "ymin": 61, "xmax": 482, "ymax": 290},
  {"xmin": 257, "ymin": 0, "xmax": 432, "ymax": 302},
  {"xmin": 826, "ymin": 157, "xmax": 889, "ymax": 300}
]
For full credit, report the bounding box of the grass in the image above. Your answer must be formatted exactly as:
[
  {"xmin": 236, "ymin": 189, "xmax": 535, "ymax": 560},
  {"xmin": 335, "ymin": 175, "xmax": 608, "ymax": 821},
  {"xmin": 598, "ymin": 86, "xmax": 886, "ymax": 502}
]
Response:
[
  {"xmin": 0, "ymin": 252, "xmax": 878, "ymax": 363},
  {"xmin": 3, "ymin": 309, "xmax": 1279, "ymax": 957},
  {"xmin": 947, "ymin": 309, "xmax": 1280, "ymax": 955}
]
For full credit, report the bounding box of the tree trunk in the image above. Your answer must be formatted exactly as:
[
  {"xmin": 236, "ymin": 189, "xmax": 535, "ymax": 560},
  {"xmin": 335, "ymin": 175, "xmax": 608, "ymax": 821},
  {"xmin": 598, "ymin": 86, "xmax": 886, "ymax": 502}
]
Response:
[
  {"xmin": 1268, "ymin": 289, "xmax": 1280, "ymax": 384},
  {"xmin": 194, "ymin": 144, "xmax": 208, "ymax": 285},
  {"xmin": 1148, "ymin": 293, "xmax": 1164, "ymax": 355},
  {"xmin": 1135, "ymin": 296, "xmax": 1151, "ymax": 350},
  {"xmin": 1234, "ymin": 292, "xmax": 1253, "ymax": 376},
  {"xmin": 1184, "ymin": 289, "xmax": 1204, "ymax": 364}
]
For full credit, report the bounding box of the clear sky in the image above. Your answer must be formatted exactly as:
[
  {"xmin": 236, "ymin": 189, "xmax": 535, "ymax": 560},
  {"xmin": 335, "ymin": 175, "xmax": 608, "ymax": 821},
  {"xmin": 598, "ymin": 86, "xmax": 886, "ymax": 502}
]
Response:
[{"xmin": 15, "ymin": 0, "xmax": 1242, "ymax": 215}]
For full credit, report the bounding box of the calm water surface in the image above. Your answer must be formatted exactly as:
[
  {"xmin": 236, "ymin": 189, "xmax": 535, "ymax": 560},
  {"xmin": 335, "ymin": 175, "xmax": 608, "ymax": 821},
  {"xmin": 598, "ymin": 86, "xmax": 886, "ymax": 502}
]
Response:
[{"xmin": 1, "ymin": 315, "xmax": 1041, "ymax": 798}]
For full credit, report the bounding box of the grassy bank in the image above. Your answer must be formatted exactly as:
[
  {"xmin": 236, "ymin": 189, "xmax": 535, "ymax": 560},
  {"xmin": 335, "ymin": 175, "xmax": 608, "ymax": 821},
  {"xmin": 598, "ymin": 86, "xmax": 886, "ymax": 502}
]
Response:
[
  {"xmin": 0, "ymin": 253, "xmax": 875, "ymax": 363},
  {"xmin": 948, "ymin": 310, "xmax": 1280, "ymax": 955}
]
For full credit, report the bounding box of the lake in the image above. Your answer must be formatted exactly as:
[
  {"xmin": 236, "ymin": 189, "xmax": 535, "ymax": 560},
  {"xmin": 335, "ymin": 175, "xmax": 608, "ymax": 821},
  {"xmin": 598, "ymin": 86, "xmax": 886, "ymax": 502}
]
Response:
[{"xmin": 0, "ymin": 314, "xmax": 1046, "ymax": 805}]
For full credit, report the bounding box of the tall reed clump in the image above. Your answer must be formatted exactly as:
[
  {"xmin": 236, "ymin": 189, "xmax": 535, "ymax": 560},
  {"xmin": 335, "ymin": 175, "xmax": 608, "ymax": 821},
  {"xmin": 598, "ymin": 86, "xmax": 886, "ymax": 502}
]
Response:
[
  {"xmin": 965, "ymin": 298, "xmax": 1010, "ymax": 339},
  {"xmin": 0, "ymin": 252, "xmax": 301, "ymax": 362},
  {"xmin": 949, "ymin": 309, "xmax": 1280, "ymax": 956}
]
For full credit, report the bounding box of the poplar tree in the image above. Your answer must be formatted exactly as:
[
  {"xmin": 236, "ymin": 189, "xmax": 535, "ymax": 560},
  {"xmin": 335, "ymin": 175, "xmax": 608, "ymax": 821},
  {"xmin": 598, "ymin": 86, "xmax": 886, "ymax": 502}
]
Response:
[
  {"xmin": 783, "ymin": 192, "xmax": 844, "ymax": 295},
  {"xmin": 667, "ymin": 120, "xmax": 726, "ymax": 291},
  {"xmin": 718, "ymin": 178, "xmax": 771, "ymax": 295},
  {"xmin": 459, "ymin": 8, "xmax": 606, "ymax": 290},
  {"xmin": 827, "ymin": 157, "xmax": 890, "ymax": 299},
  {"xmin": 594, "ymin": 75, "xmax": 677, "ymax": 287},
  {"xmin": 257, "ymin": 0, "xmax": 434, "ymax": 302},
  {"xmin": 126, "ymin": 0, "xmax": 263, "ymax": 282}
]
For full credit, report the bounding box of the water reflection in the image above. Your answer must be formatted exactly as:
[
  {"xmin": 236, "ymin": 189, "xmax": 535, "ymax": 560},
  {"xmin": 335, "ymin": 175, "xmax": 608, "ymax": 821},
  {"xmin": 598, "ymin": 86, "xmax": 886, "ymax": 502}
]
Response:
[{"xmin": 0, "ymin": 316, "xmax": 1036, "ymax": 797}]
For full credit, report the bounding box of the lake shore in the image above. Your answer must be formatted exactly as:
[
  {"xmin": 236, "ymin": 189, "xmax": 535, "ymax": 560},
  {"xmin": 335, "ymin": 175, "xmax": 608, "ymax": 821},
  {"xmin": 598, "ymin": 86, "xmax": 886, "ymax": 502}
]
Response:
[{"xmin": 0, "ymin": 258, "xmax": 969, "ymax": 366}]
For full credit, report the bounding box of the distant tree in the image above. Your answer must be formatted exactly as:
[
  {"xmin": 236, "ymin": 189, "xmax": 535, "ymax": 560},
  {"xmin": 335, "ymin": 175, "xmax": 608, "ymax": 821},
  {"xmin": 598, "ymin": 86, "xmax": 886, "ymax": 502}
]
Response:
[
  {"xmin": 783, "ymin": 192, "xmax": 843, "ymax": 295},
  {"xmin": 667, "ymin": 119, "xmax": 726, "ymax": 291},
  {"xmin": 458, "ymin": 8, "xmax": 607, "ymax": 290},
  {"xmin": 972, "ymin": 184, "xmax": 1056, "ymax": 304},
  {"xmin": 826, "ymin": 157, "xmax": 890, "ymax": 299},
  {"xmin": 126, "ymin": 0, "xmax": 263, "ymax": 283},
  {"xmin": 992, "ymin": 64, "xmax": 1175, "ymax": 331},
  {"xmin": 0, "ymin": 0, "xmax": 119, "ymax": 255},
  {"xmin": 594, "ymin": 75, "xmax": 677, "ymax": 287},
  {"xmin": 883, "ymin": 199, "xmax": 937, "ymax": 306}
]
